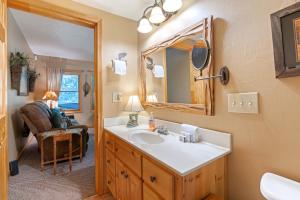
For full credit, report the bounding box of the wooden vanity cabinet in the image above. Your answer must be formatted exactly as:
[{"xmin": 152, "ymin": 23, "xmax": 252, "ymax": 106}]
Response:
[
  {"xmin": 104, "ymin": 130, "xmax": 227, "ymax": 200},
  {"xmin": 115, "ymin": 156, "xmax": 142, "ymax": 200}
]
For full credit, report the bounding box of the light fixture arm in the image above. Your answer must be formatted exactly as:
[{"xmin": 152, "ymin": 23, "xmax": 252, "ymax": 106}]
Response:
[{"xmin": 142, "ymin": 5, "xmax": 155, "ymax": 17}]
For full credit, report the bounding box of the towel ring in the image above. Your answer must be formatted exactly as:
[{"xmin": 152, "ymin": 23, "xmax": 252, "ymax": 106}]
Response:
[{"xmin": 194, "ymin": 66, "xmax": 230, "ymax": 85}]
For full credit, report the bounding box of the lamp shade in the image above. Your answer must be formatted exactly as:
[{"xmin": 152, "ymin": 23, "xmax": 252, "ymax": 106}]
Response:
[
  {"xmin": 125, "ymin": 95, "xmax": 144, "ymax": 112},
  {"xmin": 42, "ymin": 91, "xmax": 57, "ymax": 101},
  {"xmin": 163, "ymin": 0, "xmax": 183, "ymax": 12},
  {"xmin": 137, "ymin": 17, "xmax": 152, "ymax": 33},
  {"xmin": 149, "ymin": 5, "xmax": 166, "ymax": 24},
  {"xmin": 146, "ymin": 94, "xmax": 158, "ymax": 103}
]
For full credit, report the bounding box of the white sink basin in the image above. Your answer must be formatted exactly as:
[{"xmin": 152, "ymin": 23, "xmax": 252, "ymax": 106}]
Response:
[{"xmin": 129, "ymin": 131, "xmax": 164, "ymax": 144}]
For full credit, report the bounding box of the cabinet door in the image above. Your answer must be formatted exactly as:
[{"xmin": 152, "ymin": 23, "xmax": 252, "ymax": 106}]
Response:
[
  {"xmin": 116, "ymin": 159, "xmax": 127, "ymax": 200},
  {"xmin": 126, "ymin": 168, "xmax": 142, "ymax": 200},
  {"xmin": 143, "ymin": 183, "xmax": 163, "ymax": 200}
]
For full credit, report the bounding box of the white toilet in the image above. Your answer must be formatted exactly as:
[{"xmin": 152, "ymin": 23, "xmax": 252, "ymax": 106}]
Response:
[{"xmin": 260, "ymin": 173, "xmax": 300, "ymax": 200}]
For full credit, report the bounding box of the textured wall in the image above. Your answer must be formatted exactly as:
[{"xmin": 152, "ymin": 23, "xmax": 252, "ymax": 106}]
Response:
[{"xmin": 139, "ymin": 0, "xmax": 300, "ymax": 199}]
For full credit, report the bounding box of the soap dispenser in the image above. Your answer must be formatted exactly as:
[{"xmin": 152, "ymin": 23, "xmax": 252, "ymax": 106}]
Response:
[{"xmin": 149, "ymin": 112, "xmax": 156, "ymax": 132}]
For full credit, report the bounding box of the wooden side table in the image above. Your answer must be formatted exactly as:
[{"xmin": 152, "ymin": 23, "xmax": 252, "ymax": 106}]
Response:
[
  {"xmin": 40, "ymin": 129, "xmax": 83, "ymax": 175},
  {"xmin": 53, "ymin": 132, "xmax": 72, "ymax": 175}
]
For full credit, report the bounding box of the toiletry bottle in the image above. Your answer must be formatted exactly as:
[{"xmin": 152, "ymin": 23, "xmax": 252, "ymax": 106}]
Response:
[{"xmin": 149, "ymin": 112, "xmax": 156, "ymax": 131}]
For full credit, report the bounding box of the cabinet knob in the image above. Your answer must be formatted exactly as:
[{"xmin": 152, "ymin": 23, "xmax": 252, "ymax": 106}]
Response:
[
  {"xmin": 121, "ymin": 170, "xmax": 125, "ymax": 175},
  {"xmin": 107, "ymin": 180, "xmax": 111, "ymax": 185},
  {"xmin": 107, "ymin": 159, "xmax": 110, "ymax": 164},
  {"xmin": 124, "ymin": 174, "xmax": 128, "ymax": 179},
  {"xmin": 106, "ymin": 141, "xmax": 110, "ymax": 145},
  {"xmin": 150, "ymin": 176, "xmax": 157, "ymax": 183}
]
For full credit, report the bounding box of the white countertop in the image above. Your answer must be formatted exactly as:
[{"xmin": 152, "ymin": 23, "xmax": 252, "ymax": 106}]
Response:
[{"xmin": 104, "ymin": 118, "xmax": 231, "ymax": 176}]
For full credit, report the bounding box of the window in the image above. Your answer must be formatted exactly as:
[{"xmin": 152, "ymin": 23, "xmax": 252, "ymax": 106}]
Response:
[{"xmin": 58, "ymin": 73, "xmax": 80, "ymax": 111}]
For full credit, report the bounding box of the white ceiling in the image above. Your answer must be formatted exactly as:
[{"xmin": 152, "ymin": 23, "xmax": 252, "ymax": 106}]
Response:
[
  {"xmin": 10, "ymin": 8, "xmax": 94, "ymax": 61},
  {"xmin": 72, "ymin": 0, "xmax": 154, "ymax": 21}
]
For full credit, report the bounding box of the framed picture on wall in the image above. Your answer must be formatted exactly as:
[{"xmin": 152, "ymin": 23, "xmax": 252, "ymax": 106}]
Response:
[{"xmin": 271, "ymin": 2, "xmax": 300, "ymax": 78}]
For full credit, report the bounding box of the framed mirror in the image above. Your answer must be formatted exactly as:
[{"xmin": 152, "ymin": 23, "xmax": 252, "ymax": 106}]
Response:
[{"xmin": 140, "ymin": 17, "xmax": 214, "ymax": 115}]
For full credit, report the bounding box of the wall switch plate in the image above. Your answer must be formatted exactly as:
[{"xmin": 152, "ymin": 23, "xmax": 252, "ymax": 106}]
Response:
[
  {"xmin": 228, "ymin": 92, "xmax": 259, "ymax": 114},
  {"xmin": 112, "ymin": 92, "xmax": 122, "ymax": 103}
]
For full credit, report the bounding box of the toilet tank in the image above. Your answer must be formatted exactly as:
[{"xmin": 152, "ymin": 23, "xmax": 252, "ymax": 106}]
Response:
[{"xmin": 260, "ymin": 173, "xmax": 300, "ymax": 200}]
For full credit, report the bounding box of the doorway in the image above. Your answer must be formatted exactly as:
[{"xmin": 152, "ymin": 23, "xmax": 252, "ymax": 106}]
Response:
[{"xmin": 2, "ymin": 0, "xmax": 104, "ymax": 199}]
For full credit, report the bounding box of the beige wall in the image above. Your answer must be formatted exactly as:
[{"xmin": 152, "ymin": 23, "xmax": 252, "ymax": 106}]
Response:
[
  {"xmin": 7, "ymin": 10, "xmax": 34, "ymax": 161},
  {"xmin": 39, "ymin": 0, "xmax": 139, "ymax": 117},
  {"xmin": 139, "ymin": 0, "xmax": 300, "ymax": 199}
]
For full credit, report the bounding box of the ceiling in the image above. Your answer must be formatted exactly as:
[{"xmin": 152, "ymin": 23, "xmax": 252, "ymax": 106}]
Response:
[
  {"xmin": 10, "ymin": 8, "xmax": 94, "ymax": 61},
  {"xmin": 72, "ymin": 0, "xmax": 154, "ymax": 21}
]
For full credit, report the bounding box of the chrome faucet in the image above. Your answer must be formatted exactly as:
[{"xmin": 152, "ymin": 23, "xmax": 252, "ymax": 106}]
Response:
[{"xmin": 157, "ymin": 125, "xmax": 169, "ymax": 135}]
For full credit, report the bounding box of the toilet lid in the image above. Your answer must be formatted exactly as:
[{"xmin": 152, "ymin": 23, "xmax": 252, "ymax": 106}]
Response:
[{"xmin": 260, "ymin": 173, "xmax": 300, "ymax": 200}]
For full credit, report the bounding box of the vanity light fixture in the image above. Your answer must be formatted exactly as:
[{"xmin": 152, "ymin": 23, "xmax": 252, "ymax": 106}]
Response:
[
  {"xmin": 137, "ymin": 17, "xmax": 153, "ymax": 33},
  {"xmin": 149, "ymin": 4, "xmax": 166, "ymax": 24},
  {"xmin": 163, "ymin": 0, "xmax": 183, "ymax": 12},
  {"xmin": 137, "ymin": 0, "xmax": 183, "ymax": 33}
]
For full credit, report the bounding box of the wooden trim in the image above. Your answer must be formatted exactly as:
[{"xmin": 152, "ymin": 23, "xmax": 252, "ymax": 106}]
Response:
[
  {"xmin": 7, "ymin": 0, "xmax": 104, "ymax": 196},
  {"xmin": 7, "ymin": 0, "xmax": 98, "ymax": 28},
  {"xmin": 94, "ymin": 20, "xmax": 104, "ymax": 195},
  {"xmin": 0, "ymin": 0, "xmax": 8, "ymax": 199},
  {"xmin": 271, "ymin": 2, "xmax": 300, "ymax": 78},
  {"xmin": 0, "ymin": 23, "xmax": 5, "ymax": 42},
  {"xmin": 140, "ymin": 16, "xmax": 214, "ymax": 115}
]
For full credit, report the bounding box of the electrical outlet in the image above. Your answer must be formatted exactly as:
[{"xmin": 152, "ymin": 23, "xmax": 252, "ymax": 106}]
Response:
[
  {"xmin": 228, "ymin": 92, "xmax": 259, "ymax": 114},
  {"xmin": 112, "ymin": 92, "xmax": 122, "ymax": 103}
]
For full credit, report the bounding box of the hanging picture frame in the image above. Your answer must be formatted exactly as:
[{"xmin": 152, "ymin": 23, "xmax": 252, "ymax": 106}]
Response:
[{"xmin": 271, "ymin": 2, "xmax": 300, "ymax": 78}]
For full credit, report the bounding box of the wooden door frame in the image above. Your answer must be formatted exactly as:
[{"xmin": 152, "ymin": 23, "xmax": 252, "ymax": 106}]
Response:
[{"xmin": 6, "ymin": 0, "xmax": 105, "ymax": 196}]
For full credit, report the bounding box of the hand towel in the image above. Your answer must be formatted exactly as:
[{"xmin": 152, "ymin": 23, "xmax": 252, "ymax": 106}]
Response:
[
  {"xmin": 113, "ymin": 59, "xmax": 127, "ymax": 76},
  {"xmin": 181, "ymin": 124, "xmax": 198, "ymax": 134},
  {"xmin": 152, "ymin": 65, "xmax": 164, "ymax": 78},
  {"xmin": 181, "ymin": 124, "xmax": 201, "ymax": 142}
]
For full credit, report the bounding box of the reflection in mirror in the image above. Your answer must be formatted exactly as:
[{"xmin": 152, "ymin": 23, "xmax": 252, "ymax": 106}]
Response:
[{"xmin": 145, "ymin": 33, "xmax": 210, "ymax": 104}]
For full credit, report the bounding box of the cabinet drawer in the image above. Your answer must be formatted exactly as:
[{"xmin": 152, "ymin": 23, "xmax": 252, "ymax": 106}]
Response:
[
  {"xmin": 143, "ymin": 183, "xmax": 163, "ymax": 200},
  {"xmin": 143, "ymin": 157, "xmax": 174, "ymax": 200},
  {"xmin": 105, "ymin": 149, "xmax": 115, "ymax": 176},
  {"xmin": 105, "ymin": 131, "xmax": 115, "ymax": 152},
  {"xmin": 106, "ymin": 171, "xmax": 116, "ymax": 198},
  {"xmin": 115, "ymin": 139, "xmax": 142, "ymax": 177}
]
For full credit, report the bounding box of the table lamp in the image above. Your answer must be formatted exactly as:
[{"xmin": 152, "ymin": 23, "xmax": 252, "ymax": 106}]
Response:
[
  {"xmin": 124, "ymin": 95, "xmax": 144, "ymax": 128},
  {"xmin": 42, "ymin": 91, "xmax": 58, "ymax": 109}
]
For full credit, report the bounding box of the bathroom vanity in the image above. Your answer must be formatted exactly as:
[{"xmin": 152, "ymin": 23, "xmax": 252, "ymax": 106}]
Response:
[{"xmin": 103, "ymin": 118, "xmax": 231, "ymax": 200}]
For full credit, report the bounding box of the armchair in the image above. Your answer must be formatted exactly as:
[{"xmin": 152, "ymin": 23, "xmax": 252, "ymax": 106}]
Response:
[{"xmin": 20, "ymin": 101, "xmax": 89, "ymax": 162}]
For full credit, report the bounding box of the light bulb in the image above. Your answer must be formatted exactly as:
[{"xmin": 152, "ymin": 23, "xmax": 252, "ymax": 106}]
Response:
[
  {"xmin": 163, "ymin": 0, "xmax": 183, "ymax": 12},
  {"xmin": 149, "ymin": 5, "xmax": 166, "ymax": 24},
  {"xmin": 137, "ymin": 17, "xmax": 153, "ymax": 33}
]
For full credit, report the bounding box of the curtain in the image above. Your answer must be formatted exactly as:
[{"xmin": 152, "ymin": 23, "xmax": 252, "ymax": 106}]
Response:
[{"xmin": 46, "ymin": 57, "xmax": 65, "ymax": 97}]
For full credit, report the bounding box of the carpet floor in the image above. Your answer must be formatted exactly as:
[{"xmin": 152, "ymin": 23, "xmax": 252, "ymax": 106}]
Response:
[{"xmin": 9, "ymin": 133, "xmax": 95, "ymax": 200}]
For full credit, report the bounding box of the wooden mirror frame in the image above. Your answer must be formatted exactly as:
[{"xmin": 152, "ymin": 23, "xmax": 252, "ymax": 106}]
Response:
[{"xmin": 140, "ymin": 16, "xmax": 214, "ymax": 115}]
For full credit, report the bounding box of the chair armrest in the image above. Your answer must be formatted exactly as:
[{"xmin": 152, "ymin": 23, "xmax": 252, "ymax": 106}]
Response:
[{"xmin": 38, "ymin": 129, "xmax": 64, "ymax": 140}]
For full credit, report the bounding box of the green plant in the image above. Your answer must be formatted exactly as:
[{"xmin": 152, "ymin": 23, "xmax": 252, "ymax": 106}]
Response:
[{"xmin": 9, "ymin": 52, "xmax": 29, "ymax": 70}]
